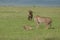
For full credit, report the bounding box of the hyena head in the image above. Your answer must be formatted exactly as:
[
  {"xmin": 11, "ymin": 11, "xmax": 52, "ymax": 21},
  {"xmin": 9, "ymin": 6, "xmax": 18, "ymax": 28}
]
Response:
[
  {"xmin": 34, "ymin": 15, "xmax": 52, "ymax": 29},
  {"xmin": 24, "ymin": 25, "xmax": 32, "ymax": 30}
]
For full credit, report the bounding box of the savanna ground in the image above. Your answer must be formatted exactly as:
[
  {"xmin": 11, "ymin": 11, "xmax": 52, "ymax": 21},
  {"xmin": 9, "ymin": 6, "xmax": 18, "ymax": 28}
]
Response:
[{"xmin": 0, "ymin": 6, "xmax": 60, "ymax": 40}]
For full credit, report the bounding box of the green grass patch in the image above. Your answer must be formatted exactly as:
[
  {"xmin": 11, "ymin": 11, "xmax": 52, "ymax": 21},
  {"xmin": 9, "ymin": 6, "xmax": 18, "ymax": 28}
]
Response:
[{"xmin": 0, "ymin": 6, "xmax": 60, "ymax": 40}]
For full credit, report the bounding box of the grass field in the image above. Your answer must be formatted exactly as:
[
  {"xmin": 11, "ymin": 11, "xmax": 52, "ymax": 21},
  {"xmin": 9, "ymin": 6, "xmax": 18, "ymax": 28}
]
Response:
[{"xmin": 0, "ymin": 6, "xmax": 60, "ymax": 40}]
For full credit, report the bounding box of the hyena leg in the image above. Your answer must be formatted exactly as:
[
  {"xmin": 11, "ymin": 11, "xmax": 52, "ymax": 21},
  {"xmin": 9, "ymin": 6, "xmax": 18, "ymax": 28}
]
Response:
[
  {"xmin": 45, "ymin": 23, "xmax": 49, "ymax": 29},
  {"xmin": 36, "ymin": 21, "xmax": 40, "ymax": 28},
  {"xmin": 48, "ymin": 23, "xmax": 52, "ymax": 29},
  {"xmin": 46, "ymin": 23, "xmax": 52, "ymax": 29}
]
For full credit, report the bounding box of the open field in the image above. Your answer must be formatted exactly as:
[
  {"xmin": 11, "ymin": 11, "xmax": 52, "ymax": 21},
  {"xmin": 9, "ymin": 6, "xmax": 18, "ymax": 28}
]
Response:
[{"xmin": 0, "ymin": 6, "xmax": 60, "ymax": 40}]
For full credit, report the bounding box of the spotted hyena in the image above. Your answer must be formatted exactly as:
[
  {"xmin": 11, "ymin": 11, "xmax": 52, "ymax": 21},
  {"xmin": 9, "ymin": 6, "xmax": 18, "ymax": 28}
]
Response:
[{"xmin": 34, "ymin": 15, "xmax": 52, "ymax": 29}]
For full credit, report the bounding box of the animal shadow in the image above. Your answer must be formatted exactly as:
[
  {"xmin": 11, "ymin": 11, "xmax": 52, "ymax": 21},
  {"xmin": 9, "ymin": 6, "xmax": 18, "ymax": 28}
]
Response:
[{"xmin": 48, "ymin": 27, "xmax": 55, "ymax": 29}]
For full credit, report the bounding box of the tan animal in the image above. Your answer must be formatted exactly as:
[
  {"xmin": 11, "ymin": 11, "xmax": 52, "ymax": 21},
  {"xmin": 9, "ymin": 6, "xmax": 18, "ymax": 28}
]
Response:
[
  {"xmin": 34, "ymin": 15, "xmax": 52, "ymax": 29},
  {"xmin": 24, "ymin": 25, "xmax": 32, "ymax": 30}
]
